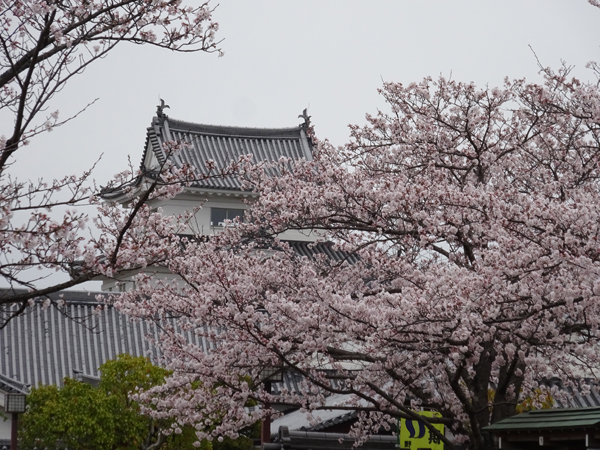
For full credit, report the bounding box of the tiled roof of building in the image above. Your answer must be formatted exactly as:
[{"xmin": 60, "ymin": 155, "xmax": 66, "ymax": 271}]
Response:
[
  {"xmin": 147, "ymin": 116, "xmax": 313, "ymax": 190},
  {"xmin": 0, "ymin": 240, "xmax": 353, "ymax": 391},
  {"xmin": 541, "ymin": 378, "xmax": 600, "ymax": 409},
  {"xmin": 484, "ymin": 406, "xmax": 600, "ymax": 432},
  {"xmin": 285, "ymin": 241, "xmax": 360, "ymax": 264},
  {"xmin": 0, "ymin": 290, "xmax": 216, "ymax": 389},
  {"xmin": 0, "ymin": 286, "xmax": 310, "ymax": 394},
  {"xmin": 272, "ymin": 394, "xmax": 363, "ymax": 433},
  {"xmin": 271, "ymin": 426, "xmax": 398, "ymax": 450},
  {"xmin": 102, "ymin": 115, "xmax": 313, "ymax": 199},
  {"xmin": 100, "ymin": 114, "xmax": 315, "ymax": 200}
]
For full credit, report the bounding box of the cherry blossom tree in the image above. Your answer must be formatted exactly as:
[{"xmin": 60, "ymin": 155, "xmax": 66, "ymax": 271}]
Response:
[
  {"xmin": 0, "ymin": 0, "xmax": 221, "ymax": 325},
  {"xmin": 116, "ymin": 63, "xmax": 600, "ymax": 449}
]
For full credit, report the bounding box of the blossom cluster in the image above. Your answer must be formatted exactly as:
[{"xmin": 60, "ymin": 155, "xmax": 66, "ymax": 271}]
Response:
[
  {"xmin": 1, "ymin": 0, "xmax": 220, "ymax": 159},
  {"xmin": 118, "ymin": 64, "xmax": 600, "ymax": 449},
  {"xmin": 0, "ymin": 0, "xmax": 220, "ymax": 323}
]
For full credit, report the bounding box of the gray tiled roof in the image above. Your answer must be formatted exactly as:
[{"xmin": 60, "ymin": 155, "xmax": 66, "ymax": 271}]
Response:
[
  {"xmin": 540, "ymin": 378, "xmax": 600, "ymax": 409},
  {"xmin": 0, "ymin": 290, "xmax": 216, "ymax": 389},
  {"xmin": 0, "ymin": 294, "xmax": 316, "ymax": 396},
  {"xmin": 285, "ymin": 241, "xmax": 360, "ymax": 264},
  {"xmin": 0, "ymin": 285, "xmax": 311, "ymax": 394},
  {"xmin": 272, "ymin": 427, "xmax": 398, "ymax": 450},
  {"xmin": 101, "ymin": 115, "xmax": 314, "ymax": 200},
  {"xmin": 0, "ymin": 240, "xmax": 352, "ymax": 391},
  {"xmin": 145, "ymin": 116, "xmax": 313, "ymax": 191}
]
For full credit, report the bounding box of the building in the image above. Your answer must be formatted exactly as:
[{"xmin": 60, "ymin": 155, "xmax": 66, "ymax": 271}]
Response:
[
  {"xmin": 0, "ymin": 108, "xmax": 337, "ymax": 444},
  {"xmin": 3, "ymin": 108, "xmax": 600, "ymax": 448},
  {"xmin": 100, "ymin": 106, "xmax": 319, "ymax": 292}
]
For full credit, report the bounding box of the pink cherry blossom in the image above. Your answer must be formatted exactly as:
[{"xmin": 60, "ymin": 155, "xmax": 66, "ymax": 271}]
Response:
[
  {"xmin": 119, "ymin": 64, "xmax": 600, "ymax": 450},
  {"xmin": 0, "ymin": 0, "xmax": 221, "ymax": 323}
]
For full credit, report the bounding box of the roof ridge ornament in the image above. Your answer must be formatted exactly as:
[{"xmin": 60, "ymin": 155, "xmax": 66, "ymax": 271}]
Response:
[
  {"xmin": 156, "ymin": 98, "xmax": 170, "ymax": 118},
  {"xmin": 298, "ymin": 108, "xmax": 311, "ymax": 128}
]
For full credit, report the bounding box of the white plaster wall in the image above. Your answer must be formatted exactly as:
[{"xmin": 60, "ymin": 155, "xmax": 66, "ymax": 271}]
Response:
[
  {"xmin": 150, "ymin": 190, "xmax": 319, "ymax": 242},
  {"xmin": 103, "ymin": 188, "xmax": 320, "ymax": 291},
  {"xmin": 148, "ymin": 190, "xmax": 319, "ymax": 242},
  {"xmin": 101, "ymin": 267, "xmax": 183, "ymax": 292},
  {"xmin": 148, "ymin": 190, "xmax": 251, "ymax": 235}
]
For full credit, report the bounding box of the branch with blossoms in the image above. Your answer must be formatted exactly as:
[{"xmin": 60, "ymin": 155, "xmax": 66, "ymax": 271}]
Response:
[
  {"xmin": 0, "ymin": 136, "xmax": 251, "ymax": 329},
  {"xmin": 116, "ymin": 62, "xmax": 600, "ymax": 450},
  {"xmin": 0, "ymin": 0, "xmax": 221, "ymax": 170},
  {"xmin": 0, "ymin": 0, "xmax": 223, "ymax": 325}
]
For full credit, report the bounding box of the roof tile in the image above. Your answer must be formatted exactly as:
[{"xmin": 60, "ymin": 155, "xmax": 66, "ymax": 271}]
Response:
[{"xmin": 145, "ymin": 116, "xmax": 313, "ymax": 191}]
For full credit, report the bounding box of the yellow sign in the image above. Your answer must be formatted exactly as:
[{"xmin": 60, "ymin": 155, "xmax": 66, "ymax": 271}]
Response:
[{"xmin": 399, "ymin": 410, "xmax": 444, "ymax": 450}]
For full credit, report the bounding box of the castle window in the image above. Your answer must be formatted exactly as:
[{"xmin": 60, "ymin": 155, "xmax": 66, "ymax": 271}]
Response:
[{"xmin": 211, "ymin": 208, "xmax": 244, "ymax": 227}]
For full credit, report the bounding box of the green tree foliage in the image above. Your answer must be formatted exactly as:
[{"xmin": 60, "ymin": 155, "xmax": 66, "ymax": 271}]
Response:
[
  {"xmin": 515, "ymin": 389, "xmax": 554, "ymax": 414},
  {"xmin": 19, "ymin": 354, "xmax": 213, "ymax": 450},
  {"xmin": 488, "ymin": 388, "xmax": 554, "ymax": 415},
  {"xmin": 20, "ymin": 378, "xmax": 119, "ymax": 449}
]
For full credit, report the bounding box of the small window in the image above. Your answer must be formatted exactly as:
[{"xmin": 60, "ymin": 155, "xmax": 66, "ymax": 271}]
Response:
[{"xmin": 211, "ymin": 208, "xmax": 244, "ymax": 227}]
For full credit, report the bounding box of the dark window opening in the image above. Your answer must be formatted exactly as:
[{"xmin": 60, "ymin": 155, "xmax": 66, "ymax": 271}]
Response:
[{"xmin": 211, "ymin": 208, "xmax": 245, "ymax": 227}]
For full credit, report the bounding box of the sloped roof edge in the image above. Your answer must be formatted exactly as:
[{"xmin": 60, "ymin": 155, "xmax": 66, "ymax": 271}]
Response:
[
  {"xmin": 163, "ymin": 117, "xmax": 306, "ymax": 140},
  {"xmin": 100, "ymin": 114, "xmax": 315, "ymax": 199},
  {"xmin": 484, "ymin": 406, "xmax": 600, "ymax": 432}
]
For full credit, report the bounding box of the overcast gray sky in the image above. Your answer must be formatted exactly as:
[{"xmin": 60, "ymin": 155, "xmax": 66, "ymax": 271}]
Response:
[{"xmin": 5, "ymin": 0, "xmax": 600, "ymax": 289}]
